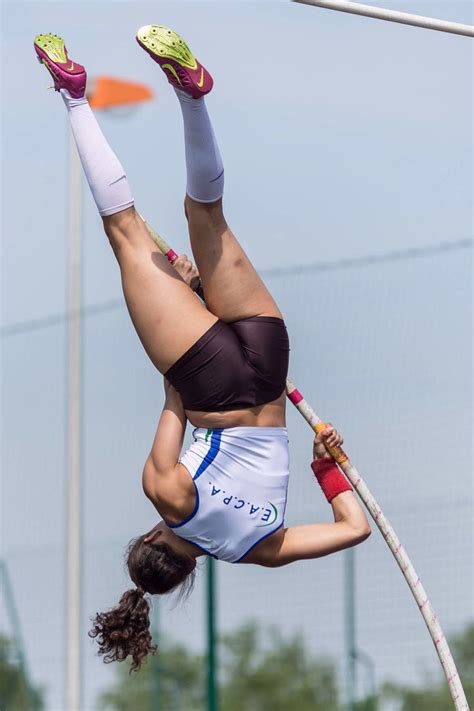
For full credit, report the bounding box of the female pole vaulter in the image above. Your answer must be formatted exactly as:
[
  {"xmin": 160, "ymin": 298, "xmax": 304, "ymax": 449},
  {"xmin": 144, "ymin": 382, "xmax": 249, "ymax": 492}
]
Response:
[{"xmin": 34, "ymin": 26, "xmax": 370, "ymax": 670}]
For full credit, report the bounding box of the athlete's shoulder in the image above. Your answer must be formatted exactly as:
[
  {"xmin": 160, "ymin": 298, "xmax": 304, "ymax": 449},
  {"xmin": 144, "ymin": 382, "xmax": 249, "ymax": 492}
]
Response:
[{"xmin": 143, "ymin": 459, "xmax": 196, "ymax": 523}]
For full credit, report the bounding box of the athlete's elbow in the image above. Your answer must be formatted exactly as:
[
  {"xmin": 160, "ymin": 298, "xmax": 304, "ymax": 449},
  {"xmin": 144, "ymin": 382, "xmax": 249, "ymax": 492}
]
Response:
[
  {"xmin": 350, "ymin": 521, "xmax": 371, "ymax": 545},
  {"xmin": 263, "ymin": 555, "xmax": 289, "ymax": 568}
]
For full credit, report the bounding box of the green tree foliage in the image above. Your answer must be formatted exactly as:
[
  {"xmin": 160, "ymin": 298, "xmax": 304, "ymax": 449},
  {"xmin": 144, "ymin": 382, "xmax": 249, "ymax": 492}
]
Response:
[
  {"xmin": 97, "ymin": 621, "xmax": 474, "ymax": 711},
  {"xmin": 99, "ymin": 641, "xmax": 205, "ymax": 710},
  {"xmin": 382, "ymin": 622, "xmax": 474, "ymax": 710},
  {"xmin": 354, "ymin": 697, "xmax": 377, "ymax": 711},
  {"xmin": 97, "ymin": 622, "xmax": 340, "ymax": 711},
  {"xmin": 0, "ymin": 635, "xmax": 44, "ymax": 711},
  {"xmin": 219, "ymin": 623, "xmax": 340, "ymax": 711}
]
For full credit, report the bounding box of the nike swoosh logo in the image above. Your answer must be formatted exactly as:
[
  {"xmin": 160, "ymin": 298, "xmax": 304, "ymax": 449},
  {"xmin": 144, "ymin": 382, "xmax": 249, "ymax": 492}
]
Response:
[
  {"xmin": 209, "ymin": 169, "xmax": 224, "ymax": 184},
  {"xmin": 197, "ymin": 67, "xmax": 204, "ymax": 89},
  {"xmin": 162, "ymin": 63, "xmax": 182, "ymax": 86},
  {"xmin": 109, "ymin": 175, "xmax": 126, "ymax": 186}
]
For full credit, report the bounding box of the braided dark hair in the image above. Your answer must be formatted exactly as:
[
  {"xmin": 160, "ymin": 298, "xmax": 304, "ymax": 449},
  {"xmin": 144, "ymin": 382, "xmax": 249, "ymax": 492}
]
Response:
[{"xmin": 89, "ymin": 534, "xmax": 196, "ymax": 671}]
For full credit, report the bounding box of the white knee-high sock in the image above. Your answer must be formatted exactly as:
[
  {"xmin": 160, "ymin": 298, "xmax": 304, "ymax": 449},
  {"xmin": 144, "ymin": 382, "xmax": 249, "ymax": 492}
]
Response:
[
  {"xmin": 61, "ymin": 90, "xmax": 134, "ymax": 216},
  {"xmin": 175, "ymin": 89, "xmax": 224, "ymax": 203}
]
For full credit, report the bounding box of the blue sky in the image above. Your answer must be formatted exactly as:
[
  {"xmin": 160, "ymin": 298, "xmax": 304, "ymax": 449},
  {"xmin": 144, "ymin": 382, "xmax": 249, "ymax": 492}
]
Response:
[{"xmin": 1, "ymin": 1, "xmax": 472, "ymax": 709}]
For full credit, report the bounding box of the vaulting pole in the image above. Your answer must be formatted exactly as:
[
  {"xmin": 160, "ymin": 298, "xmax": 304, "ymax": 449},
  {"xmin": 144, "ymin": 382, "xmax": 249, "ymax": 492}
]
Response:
[
  {"xmin": 141, "ymin": 218, "xmax": 469, "ymax": 710},
  {"xmin": 285, "ymin": 381, "xmax": 468, "ymax": 710},
  {"xmin": 292, "ymin": 0, "xmax": 474, "ymax": 37}
]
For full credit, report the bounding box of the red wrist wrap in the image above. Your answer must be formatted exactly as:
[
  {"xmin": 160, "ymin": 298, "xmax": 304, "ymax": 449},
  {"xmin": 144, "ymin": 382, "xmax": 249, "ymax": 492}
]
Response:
[{"xmin": 311, "ymin": 458, "xmax": 352, "ymax": 503}]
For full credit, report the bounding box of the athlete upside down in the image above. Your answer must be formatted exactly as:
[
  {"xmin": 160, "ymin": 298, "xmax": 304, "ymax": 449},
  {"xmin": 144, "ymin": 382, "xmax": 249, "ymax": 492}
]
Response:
[{"xmin": 34, "ymin": 25, "xmax": 370, "ymax": 671}]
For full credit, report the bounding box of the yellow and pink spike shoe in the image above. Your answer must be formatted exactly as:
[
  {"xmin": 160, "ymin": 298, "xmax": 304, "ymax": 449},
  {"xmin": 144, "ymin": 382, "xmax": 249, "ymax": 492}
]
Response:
[
  {"xmin": 136, "ymin": 25, "xmax": 213, "ymax": 99},
  {"xmin": 34, "ymin": 34, "xmax": 86, "ymax": 99}
]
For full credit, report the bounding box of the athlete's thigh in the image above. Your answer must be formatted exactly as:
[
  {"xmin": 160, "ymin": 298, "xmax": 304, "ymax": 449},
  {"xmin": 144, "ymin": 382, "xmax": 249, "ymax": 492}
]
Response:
[
  {"xmin": 113, "ymin": 223, "xmax": 218, "ymax": 373},
  {"xmin": 185, "ymin": 197, "xmax": 282, "ymax": 322}
]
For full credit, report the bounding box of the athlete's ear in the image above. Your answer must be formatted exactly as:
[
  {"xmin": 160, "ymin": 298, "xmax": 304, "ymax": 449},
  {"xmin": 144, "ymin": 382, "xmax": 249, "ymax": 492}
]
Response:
[{"xmin": 144, "ymin": 522, "xmax": 162, "ymax": 543}]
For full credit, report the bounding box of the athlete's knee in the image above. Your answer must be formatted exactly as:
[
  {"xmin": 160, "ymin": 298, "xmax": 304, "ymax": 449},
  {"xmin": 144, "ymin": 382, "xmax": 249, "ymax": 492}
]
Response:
[
  {"xmin": 184, "ymin": 195, "xmax": 225, "ymax": 227},
  {"xmin": 102, "ymin": 207, "xmax": 144, "ymax": 251},
  {"xmin": 102, "ymin": 205, "xmax": 138, "ymax": 236}
]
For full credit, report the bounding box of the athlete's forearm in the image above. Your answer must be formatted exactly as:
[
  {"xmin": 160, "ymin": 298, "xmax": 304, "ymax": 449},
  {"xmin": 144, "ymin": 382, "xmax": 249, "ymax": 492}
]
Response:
[
  {"xmin": 330, "ymin": 490, "xmax": 370, "ymax": 533},
  {"xmin": 274, "ymin": 515, "xmax": 370, "ymax": 566},
  {"xmin": 312, "ymin": 458, "xmax": 370, "ymax": 533}
]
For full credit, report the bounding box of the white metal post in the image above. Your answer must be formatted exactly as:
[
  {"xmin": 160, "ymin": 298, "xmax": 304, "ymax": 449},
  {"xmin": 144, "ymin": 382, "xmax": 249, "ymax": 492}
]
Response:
[{"xmin": 66, "ymin": 131, "xmax": 82, "ymax": 711}]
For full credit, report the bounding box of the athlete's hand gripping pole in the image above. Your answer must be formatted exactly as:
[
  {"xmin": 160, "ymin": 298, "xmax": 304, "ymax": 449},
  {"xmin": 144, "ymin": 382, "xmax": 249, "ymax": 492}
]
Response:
[
  {"xmin": 141, "ymin": 216, "xmax": 468, "ymax": 711},
  {"xmin": 140, "ymin": 216, "xmax": 205, "ymax": 301},
  {"xmin": 285, "ymin": 380, "xmax": 468, "ymax": 711}
]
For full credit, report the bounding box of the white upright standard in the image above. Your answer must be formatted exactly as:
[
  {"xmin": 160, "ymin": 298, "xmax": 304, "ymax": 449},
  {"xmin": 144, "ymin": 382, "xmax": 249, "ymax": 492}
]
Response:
[{"xmin": 66, "ymin": 132, "xmax": 82, "ymax": 711}]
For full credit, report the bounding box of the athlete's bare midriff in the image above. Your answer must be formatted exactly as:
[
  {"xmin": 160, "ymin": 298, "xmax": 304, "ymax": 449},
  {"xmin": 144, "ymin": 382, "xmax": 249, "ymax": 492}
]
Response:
[{"xmin": 185, "ymin": 392, "xmax": 286, "ymax": 429}]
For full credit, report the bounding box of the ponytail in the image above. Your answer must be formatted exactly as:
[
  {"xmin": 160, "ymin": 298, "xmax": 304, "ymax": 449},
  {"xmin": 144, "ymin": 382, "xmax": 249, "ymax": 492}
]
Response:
[
  {"xmin": 89, "ymin": 587, "xmax": 156, "ymax": 672},
  {"xmin": 90, "ymin": 534, "xmax": 196, "ymax": 670}
]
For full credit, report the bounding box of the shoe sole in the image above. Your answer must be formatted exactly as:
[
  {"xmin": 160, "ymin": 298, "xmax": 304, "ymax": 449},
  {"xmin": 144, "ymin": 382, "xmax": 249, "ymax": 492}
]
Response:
[
  {"xmin": 136, "ymin": 25, "xmax": 198, "ymax": 69},
  {"xmin": 34, "ymin": 34, "xmax": 67, "ymax": 63}
]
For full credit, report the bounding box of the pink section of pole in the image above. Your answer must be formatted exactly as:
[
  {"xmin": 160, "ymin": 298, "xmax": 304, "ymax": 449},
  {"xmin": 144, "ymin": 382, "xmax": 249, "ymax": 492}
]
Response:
[
  {"xmin": 142, "ymin": 216, "xmax": 468, "ymax": 710},
  {"xmin": 165, "ymin": 248, "xmax": 179, "ymax": 263},
  {"xmin": 141, "ymin": 218, "xmax": 204, "ymax": 300}
]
